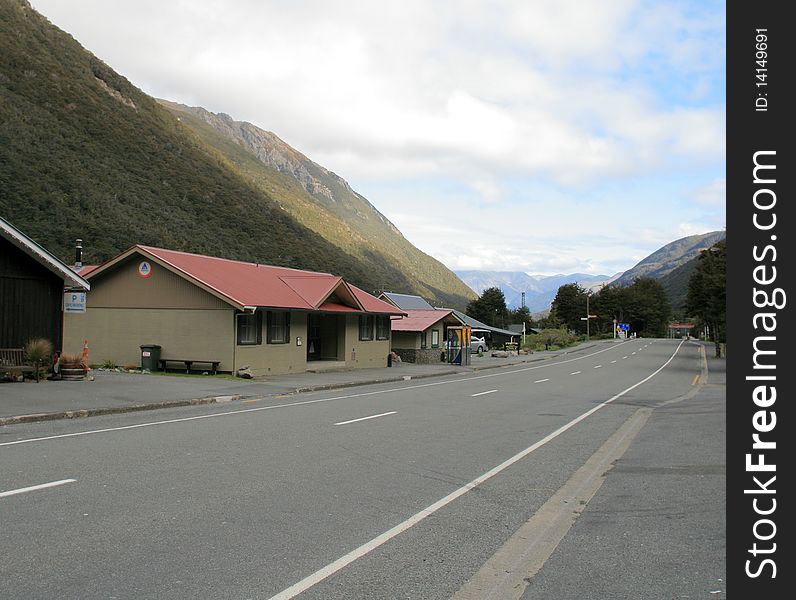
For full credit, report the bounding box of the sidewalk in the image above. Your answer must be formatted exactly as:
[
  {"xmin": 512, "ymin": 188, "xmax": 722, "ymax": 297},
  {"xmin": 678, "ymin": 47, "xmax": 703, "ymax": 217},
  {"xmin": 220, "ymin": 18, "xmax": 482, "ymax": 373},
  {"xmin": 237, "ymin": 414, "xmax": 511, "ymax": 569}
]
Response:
[{"xmin": 0, "ymin": 343, "xmax": 602, "ymax": 425}]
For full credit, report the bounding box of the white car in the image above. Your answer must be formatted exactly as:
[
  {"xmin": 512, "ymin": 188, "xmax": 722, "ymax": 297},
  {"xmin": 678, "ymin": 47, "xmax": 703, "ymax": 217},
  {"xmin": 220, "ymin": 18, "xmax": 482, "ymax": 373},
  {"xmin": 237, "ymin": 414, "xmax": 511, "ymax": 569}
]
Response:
[{"xmin": 470, "ymin": 336, "xmax": 487, "ymax": 353}]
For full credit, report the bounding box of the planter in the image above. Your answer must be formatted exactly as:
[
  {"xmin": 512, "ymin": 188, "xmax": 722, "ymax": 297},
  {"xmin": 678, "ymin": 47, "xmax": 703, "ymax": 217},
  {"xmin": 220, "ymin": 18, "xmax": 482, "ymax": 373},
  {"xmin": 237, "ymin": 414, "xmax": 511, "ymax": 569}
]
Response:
[{"xmin": 60, "ymin": 365, "xmax": 87, "ymax": 381}]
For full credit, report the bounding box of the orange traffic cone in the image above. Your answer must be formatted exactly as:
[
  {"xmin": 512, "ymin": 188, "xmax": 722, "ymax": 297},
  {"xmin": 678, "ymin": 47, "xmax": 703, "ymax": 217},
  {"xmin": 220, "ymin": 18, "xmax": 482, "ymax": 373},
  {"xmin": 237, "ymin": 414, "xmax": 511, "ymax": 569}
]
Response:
[{"xmin": 82, "ymin": 339, "xmax": 91, "ymax": 371}]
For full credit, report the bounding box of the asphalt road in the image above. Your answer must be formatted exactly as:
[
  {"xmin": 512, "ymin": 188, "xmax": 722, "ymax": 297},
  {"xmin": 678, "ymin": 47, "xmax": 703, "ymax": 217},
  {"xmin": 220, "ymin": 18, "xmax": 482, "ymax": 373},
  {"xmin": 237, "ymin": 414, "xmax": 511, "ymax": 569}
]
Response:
[{"xmin": 0, "ymin": 338, "xmax": 725, "ymax": 599}]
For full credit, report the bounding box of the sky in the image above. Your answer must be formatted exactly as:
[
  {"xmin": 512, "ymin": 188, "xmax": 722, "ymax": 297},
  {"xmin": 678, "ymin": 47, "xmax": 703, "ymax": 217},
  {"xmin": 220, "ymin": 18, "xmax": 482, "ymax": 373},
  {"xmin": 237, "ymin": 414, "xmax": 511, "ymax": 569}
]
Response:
[{"xmin": 30, "ymin": 0, "xmax": 726, "ymax": 277}]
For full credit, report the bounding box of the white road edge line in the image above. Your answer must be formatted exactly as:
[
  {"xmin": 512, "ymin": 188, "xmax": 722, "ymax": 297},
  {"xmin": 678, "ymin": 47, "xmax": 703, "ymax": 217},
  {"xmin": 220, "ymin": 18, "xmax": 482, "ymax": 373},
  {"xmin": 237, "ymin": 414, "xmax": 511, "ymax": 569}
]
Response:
[
  {"xmin": 334, "ymin": 411, "xmax": 397, "ymax": 426},
  {"xmin": 471, "ymin": 390, "xmax": 498, "ymax": 397},
  {"xmin": 1, "ymin": 340, "xmax": 638, "ymax": 448},
  {"xmin": 0, "ymin": 479, "xmax": 76, "ymax": 499},
  {"xmin": 267, "ymin": 340, "xmax": 685, "ymax": 600}
]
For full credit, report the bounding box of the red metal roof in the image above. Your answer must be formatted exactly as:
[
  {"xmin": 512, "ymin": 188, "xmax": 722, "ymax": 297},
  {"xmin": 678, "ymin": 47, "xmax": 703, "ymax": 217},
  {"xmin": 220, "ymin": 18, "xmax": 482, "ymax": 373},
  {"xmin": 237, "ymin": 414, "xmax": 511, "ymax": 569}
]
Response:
[
  {"xmin": 88, "ymin": 245, "xmax": 403, "ymax": 314},
  {"xmin": 390, "ymin": 309, "xmax": 456, "ymax": 332}
]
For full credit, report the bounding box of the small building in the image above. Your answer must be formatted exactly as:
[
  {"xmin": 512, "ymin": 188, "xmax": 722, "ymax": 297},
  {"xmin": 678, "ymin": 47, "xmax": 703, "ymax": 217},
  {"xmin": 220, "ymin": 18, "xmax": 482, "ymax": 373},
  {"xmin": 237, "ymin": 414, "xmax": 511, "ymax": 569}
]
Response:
[
  {"xmin": 389, "ymin": 309, "xmax": 463, "ymax": 364},
  {"xmin": 63, "ymin": 245, "xmax": 403, "ymax": 375},
  {"xmin": 668, "ymin": 322, "xmax": 695, "ymax": 338},
  {"xmin": 1, "ymin": 217, "xmax": 90, "ymax": 351}
]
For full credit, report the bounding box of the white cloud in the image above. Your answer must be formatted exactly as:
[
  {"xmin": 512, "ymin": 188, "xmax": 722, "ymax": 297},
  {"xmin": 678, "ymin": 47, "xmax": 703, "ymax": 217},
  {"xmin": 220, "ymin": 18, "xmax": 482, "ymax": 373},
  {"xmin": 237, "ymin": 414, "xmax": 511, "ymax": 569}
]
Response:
[
  {"xmin": 693, "ymin": 178, "xmax": 726, "ymax": 206},
  {"xmin": 29, "ymin": 0, "xmax": 726, "ymax": 276}
]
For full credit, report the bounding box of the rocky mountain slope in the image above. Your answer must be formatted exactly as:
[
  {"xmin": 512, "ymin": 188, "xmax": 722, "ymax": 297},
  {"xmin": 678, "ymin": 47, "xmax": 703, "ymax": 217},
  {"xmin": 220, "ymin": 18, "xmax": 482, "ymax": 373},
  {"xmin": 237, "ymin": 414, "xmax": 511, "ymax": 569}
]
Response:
[
  {"xmin": 612, "ymin": 231, "xmax": 725, "ymax": 287},
  {"xmin": 0, "ymin": 0, "xmax": 475, "ymax": 308},
  {"xmin": 157, "ymin": 101, "xmax": 475, "ymax": 306}
]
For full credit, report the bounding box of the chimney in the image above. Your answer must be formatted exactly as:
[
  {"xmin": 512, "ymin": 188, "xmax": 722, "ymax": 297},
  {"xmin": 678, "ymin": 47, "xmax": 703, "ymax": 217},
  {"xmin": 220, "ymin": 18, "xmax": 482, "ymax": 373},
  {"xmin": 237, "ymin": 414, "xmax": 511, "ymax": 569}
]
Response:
[{"xmin": 74, "ymin": 239, "xmax": 83, "ymax": 271}]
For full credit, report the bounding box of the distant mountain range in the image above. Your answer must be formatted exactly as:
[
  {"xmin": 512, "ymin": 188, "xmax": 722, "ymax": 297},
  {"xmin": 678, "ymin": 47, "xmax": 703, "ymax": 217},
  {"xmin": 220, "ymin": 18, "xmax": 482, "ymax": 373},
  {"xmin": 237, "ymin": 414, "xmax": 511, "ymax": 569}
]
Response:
[
  {"xmin": 455, "ymin": 271, "xmax": 618, "ymax": 311},
  {"xmin": 0, "ymin": 0, "xmax": 475, "ymax": 309},
  {"xmin": 457, "ymin": 230, "xmax": 725, "ymax": 314}
]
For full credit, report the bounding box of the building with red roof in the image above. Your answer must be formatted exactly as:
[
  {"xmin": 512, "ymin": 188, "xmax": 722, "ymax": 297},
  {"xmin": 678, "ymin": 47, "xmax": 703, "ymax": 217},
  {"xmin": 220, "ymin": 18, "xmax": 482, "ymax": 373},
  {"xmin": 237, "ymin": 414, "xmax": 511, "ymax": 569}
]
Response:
[
  {"xmin": 389, "ymin": 308, "xmax": 464, "ymax": 363},
  {"xmin": 63, "ymin": 245, "xmax": 404, "ymax": 376}
]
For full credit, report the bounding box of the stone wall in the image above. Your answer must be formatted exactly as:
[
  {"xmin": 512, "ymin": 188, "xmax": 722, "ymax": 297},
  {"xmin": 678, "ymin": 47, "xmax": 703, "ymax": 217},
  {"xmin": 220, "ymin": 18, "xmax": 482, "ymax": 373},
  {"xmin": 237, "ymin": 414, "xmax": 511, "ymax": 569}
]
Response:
[{"xmin": 393, "ymin": 347, "xmax": 446, "ymax": 365}]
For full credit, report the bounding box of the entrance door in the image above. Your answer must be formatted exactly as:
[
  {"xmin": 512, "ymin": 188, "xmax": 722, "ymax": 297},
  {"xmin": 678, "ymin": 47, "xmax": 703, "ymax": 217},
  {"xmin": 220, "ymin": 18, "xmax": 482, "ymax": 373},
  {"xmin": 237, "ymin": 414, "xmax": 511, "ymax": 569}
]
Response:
[{"xmin": 307, "ymin": 314, "xmax": 321, "ymax": 361}]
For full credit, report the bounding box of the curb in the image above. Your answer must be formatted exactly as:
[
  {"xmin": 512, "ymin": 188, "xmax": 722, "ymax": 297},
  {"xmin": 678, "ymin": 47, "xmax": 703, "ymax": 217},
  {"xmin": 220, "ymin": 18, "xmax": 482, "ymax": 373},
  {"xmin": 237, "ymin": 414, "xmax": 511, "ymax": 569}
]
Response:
[
  {"xmin": 0, "ymin": 350, "xmax": 573, "ymax": 425},
  {"xmin": 0, "ymin": 395, "xmax": 240, "ymax": 426}
]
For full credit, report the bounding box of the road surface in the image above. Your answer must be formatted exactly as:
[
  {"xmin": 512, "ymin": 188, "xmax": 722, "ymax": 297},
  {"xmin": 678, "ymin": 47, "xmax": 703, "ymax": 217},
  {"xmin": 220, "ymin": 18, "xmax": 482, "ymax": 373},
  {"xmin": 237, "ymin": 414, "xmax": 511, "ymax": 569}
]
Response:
[{"xmin": 0, "ymin": 338, "xmax": 725, "ymax": 599}]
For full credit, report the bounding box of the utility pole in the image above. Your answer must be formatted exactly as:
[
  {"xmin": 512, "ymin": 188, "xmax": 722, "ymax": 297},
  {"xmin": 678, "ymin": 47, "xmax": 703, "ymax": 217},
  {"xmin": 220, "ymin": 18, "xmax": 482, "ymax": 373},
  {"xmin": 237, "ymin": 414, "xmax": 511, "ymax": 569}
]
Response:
[{"xmin": 581, "ymin": 292, "xmax": 596, "ymax": 341}]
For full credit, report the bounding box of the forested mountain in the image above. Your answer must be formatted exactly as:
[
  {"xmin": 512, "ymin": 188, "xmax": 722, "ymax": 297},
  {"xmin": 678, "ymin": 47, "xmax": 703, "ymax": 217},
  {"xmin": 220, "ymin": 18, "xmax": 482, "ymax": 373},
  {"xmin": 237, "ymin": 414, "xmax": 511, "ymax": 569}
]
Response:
[
  {"xmin": 612, "ymin": 231, "xmax": 726, "ymax": 287},
  {"xmin": 0, "ymin": 0, "xmax": 475, "ymax": 308}
]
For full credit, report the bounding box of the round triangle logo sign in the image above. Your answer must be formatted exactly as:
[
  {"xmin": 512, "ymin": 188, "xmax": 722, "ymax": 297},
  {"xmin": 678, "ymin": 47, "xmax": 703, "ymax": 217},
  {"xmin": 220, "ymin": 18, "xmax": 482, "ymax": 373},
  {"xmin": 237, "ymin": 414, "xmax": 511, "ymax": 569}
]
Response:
[{"xmin": 138, "ymin": 261, "xmax": 153, "ymax": 278}]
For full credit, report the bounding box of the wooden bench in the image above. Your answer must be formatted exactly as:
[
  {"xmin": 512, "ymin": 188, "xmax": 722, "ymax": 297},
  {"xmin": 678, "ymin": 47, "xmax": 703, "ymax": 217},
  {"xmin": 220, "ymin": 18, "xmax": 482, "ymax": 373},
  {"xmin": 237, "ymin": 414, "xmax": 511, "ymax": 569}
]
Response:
[
  {"xmin": 0, "ymin": 348, "xmax": 36, "ymax": 378},
  {"xmin": 158, "ymin": 358, "xmax": 220, "ymax": 375}
]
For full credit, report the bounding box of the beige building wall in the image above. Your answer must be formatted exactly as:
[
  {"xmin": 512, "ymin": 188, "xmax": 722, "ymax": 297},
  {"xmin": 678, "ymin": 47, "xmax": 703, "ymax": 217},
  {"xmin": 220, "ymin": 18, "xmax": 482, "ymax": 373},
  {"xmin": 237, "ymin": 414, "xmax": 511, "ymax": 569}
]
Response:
[
  {"xmin": 85, "ymin": 255, "xmax": 230, "ymax": 310},
  {"xmin": 391, "ymin": 331, "xmax": 420, "ymax": 350},
  {"xmin": 344, "ymin": 315, "xmax": 389, "ymax": 368},
  {"xmin": 64, "ymin": 307, "xmax": 234, "ymax": 369},
  {"xmin": 236, "ymin": 311, "xmax": 308, "ymax": 376}
]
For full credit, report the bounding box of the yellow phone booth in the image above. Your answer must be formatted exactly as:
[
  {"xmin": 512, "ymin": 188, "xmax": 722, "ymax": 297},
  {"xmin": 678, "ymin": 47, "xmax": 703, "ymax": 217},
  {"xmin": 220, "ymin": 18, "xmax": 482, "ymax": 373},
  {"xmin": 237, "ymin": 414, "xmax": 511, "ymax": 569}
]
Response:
[{"xmin": 447, "ymin": 326, "xmax": 471, "ymax": 366}]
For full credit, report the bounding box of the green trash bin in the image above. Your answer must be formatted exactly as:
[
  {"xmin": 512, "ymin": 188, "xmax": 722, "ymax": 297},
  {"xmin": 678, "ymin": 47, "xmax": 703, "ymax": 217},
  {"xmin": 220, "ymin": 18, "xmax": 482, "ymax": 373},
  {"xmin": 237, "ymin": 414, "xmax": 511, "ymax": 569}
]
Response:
[{"xmin": 140, "ymin": 344, "xmax": 161, "ymax": 371}]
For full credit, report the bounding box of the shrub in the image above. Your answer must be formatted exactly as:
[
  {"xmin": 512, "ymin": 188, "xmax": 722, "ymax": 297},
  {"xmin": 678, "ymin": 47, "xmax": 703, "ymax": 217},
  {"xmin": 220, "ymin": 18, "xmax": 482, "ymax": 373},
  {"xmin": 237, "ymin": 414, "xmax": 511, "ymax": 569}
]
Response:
[
  {"xmin": 522, "ymin": 328, "xmax": 579, "ymax": 351},
  {"xmin": 59, "ymin": 352, "xmax": 87, "ymax": 367},
  {"xmin": 24, "ymin": 338, "xmax": 53, "ymax": 365}
]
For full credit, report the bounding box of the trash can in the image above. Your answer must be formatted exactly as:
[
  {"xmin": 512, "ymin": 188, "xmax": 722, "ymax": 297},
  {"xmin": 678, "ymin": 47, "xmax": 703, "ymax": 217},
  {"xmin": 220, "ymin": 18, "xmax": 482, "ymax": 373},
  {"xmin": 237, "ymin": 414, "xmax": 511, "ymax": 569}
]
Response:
[
  {"xmin": 140, "ymin": 344, "xmax": 161, "ymax": 371},
  {"xmin": 387, "ymin": 353, "xmax": 393, "ymax": 367}
]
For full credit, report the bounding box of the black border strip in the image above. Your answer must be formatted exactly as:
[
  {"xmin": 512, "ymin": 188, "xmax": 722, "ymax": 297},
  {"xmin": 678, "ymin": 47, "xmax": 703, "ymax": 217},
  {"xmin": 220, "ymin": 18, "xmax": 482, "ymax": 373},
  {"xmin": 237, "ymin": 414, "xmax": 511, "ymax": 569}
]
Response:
[{"xmin": 727, "ymin": 1, "xmax": 793, "ymax": 596}]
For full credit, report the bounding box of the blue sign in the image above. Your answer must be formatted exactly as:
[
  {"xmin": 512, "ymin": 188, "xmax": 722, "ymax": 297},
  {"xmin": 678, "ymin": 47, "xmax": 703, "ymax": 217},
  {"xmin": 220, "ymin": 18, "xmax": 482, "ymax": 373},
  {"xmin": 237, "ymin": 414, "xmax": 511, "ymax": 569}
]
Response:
[
  {"xmin": 64, "ymin": 292, "xmax": 86, "ymax": 313},
  {"xmin": 618, "ymin": 323, "xmax": 630, "ymax": 331}
]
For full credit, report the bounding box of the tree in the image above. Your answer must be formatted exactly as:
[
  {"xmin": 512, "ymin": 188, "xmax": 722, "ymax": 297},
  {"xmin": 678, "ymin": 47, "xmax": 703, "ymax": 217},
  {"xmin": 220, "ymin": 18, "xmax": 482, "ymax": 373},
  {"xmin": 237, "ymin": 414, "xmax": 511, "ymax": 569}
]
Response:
[
  {"xmin": 550, "ymin": 283, "xmax": 588, "ymax": 333},
  {"xmin": 589, "ymin": 278, "xmax": 671, "ymax": 338},
  {"xmin": 508, "ymin": 305, "xmax": 531, "ymax": 324},
  {"xmin": 466, "ymin": 286, "xmax": 508, "ymax": 327},
  {"xmin": 623, "ymin": 277, "xmax": 672, "ymax": 337},
  {"xmin": 590, "ymin": 284, "xmax": 626, "ymax": 335},
  {"xmin": 686, "ymin": 240, "xmax": 726, "ymax": 353}
]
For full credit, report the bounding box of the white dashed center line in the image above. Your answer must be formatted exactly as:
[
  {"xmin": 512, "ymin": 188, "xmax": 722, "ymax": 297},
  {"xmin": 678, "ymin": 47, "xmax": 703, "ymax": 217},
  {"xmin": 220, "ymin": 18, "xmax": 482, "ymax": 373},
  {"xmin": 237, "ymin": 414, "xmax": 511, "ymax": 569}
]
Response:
[
  {"xmin": 0, "ymin": 479, "xmax": 76, "ymax": 499},
  {"xmin": 335, "ymin": 411, "xmax": 397, "ymax": 426},
  {"xmin": 471, "ymin": 390, "xmax": 498, "ymax": 397}
]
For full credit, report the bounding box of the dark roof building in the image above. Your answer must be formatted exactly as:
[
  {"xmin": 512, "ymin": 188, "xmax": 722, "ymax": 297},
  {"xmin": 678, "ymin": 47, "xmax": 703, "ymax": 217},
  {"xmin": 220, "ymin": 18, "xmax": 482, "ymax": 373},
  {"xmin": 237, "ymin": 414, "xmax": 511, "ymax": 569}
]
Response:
[
  {"xmin": 1, "ymin": 217, "xmax": 90, "ymax": 350},
  {"xmin": 379, "ymin": 292, "xmax": 436, "ymax": 310}
]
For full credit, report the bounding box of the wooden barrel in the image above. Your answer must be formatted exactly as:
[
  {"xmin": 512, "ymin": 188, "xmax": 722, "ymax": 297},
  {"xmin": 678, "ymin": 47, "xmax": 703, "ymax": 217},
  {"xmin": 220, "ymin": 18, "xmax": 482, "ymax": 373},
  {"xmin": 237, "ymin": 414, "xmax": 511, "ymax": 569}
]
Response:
[{"xmin": 60, "ymin": 366, "xmax": 86, "ymax": 381}]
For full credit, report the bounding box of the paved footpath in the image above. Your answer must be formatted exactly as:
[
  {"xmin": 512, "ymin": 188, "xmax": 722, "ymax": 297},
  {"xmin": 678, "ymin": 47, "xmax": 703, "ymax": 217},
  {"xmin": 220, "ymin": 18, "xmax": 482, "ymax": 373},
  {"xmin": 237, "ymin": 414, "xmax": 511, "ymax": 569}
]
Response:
[{"xmin": 0, "ymin": 343, "xmax": 607, "ymax": 425}]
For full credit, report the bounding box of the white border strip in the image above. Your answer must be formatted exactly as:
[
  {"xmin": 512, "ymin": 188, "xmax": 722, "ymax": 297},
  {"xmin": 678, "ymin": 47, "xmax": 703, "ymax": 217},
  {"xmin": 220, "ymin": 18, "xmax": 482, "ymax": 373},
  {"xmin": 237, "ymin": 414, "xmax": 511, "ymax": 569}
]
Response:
[{"xmin": 267, "ymin": 340, "xmax": 684, "ymax": 600}]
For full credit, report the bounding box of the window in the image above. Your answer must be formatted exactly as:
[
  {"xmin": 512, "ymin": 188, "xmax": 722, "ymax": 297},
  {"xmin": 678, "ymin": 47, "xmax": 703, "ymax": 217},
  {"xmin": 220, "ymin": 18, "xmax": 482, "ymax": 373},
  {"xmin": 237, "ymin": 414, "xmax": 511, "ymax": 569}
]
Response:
[
  {"xmin": 431, "ymin": 329, "xmax": 440, "ymax": 348},
  {"xmin": 359, "ymin": 315, "xmax": 374, "ymax": 340},
  {"xmin": 421, "ymin": 331, "xmax": 427, "ymax": 349},
  {"xmin": 237, "ymin": 311, "xmax": 262, "ymax": 345},
  {"xmin": 267, "ymin": 311, "xmax": 290, "ymax": 344},
  {"xmin": 376, "ymin": 315, "xmax": 390, "ymax": 340}
]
